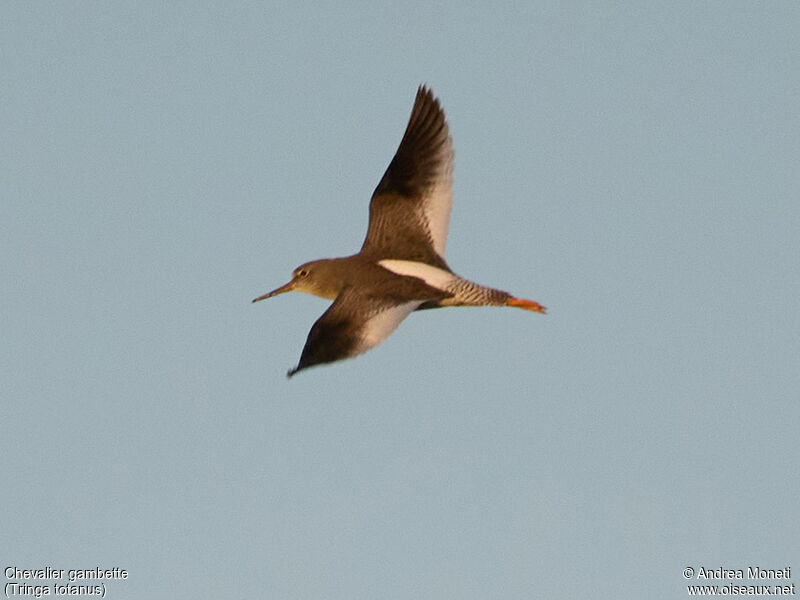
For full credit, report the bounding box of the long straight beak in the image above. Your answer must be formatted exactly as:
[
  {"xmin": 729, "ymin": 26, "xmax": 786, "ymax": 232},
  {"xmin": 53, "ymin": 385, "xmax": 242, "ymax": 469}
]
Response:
[{"xmin": 252, "ymin": 280, "xmax": 295, "ymax": 303}]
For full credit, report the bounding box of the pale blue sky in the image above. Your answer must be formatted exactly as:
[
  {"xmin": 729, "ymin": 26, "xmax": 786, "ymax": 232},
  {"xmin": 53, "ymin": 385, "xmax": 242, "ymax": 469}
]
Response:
[{"xmin": 2, "ymin": 3, "xmax": 799, "ymax": 599}]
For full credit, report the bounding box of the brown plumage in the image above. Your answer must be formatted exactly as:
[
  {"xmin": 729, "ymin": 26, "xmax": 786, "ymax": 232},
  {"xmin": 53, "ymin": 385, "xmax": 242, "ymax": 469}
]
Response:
[{"xmin": 254, "ymin": 86, "xmax": 545, "ymax": 377}]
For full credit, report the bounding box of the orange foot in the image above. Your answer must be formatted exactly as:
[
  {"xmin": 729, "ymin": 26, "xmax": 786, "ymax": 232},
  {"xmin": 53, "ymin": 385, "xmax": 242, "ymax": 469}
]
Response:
[{"xmin": 507, "ymin": 297, "xmax": 546, "ymax": 314}]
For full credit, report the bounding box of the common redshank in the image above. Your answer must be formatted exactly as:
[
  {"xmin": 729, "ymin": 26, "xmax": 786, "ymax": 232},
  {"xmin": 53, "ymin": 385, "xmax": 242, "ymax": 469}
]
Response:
[{"xmin": 254, "ymin": 86, "xmax": 545, "ymax": 377}]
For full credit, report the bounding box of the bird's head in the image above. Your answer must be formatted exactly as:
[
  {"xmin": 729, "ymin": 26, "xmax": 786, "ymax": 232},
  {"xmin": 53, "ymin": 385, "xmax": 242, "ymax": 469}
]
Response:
[{"xmin": 252, "ymin": 260, "xmax": 340, "ymax": 303}]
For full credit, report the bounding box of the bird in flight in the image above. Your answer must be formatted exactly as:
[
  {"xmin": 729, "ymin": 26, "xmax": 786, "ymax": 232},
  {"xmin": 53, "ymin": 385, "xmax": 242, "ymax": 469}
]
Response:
[{"xmin": 254, "ymin": 86, "xmax": 545, "ymax": 377}]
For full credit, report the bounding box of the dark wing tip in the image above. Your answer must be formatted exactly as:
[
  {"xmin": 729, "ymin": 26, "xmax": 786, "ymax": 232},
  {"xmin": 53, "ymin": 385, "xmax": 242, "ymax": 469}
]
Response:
[
  {"xmin": 371, "ymin": 85, "xmax": 450, "ymax": 199},
  {"xmin": 415, "ymin": 84, "xmax": 437, "ymax": 107},
  {"xmin": 285, "ymin": 304, "xmax": 361, "ymax": 377}
]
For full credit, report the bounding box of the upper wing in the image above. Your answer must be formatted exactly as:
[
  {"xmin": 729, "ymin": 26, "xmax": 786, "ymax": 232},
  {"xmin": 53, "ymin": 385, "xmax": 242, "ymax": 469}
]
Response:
[
  {"xmin": 287, "ymin": 288, "xmax": 423, "ymax": 377},
  {"xmin": 360, "ymin": 86, "xmax": 454, "ymax": 270}
]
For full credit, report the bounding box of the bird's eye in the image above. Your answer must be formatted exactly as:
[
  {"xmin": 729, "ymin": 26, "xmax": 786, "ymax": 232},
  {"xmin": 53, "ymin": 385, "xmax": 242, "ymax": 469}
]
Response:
[{"xmin": 297, "ymin": 269, "xmax": 308, "ymax": 278}]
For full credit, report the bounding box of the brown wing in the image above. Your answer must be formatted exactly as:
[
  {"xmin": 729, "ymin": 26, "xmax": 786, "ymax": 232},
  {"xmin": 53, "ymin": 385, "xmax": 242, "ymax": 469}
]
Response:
[
  {"xmin": 360, "ymin": 86, "xmax": 454, "ymax": 270},
  {"xmin": 287, "ymin": 283, "xmax": 449, "ymax": 377}
]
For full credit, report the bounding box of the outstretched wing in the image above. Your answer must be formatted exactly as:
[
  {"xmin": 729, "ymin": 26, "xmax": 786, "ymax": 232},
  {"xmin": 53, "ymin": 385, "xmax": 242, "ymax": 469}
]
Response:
[
  {"xmin": 288, "ymin": 286, "xmax": 443, "ymax": 377},
  {"xmin": 360, "ymin": 86, "xmax": 454, "ymax": 270}
]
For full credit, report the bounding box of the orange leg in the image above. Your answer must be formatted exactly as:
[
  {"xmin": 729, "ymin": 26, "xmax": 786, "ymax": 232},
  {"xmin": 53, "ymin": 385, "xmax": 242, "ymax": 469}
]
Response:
[{"xmin": 507, "ymin": 296, "xmax": 546, "ymax": 314}]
